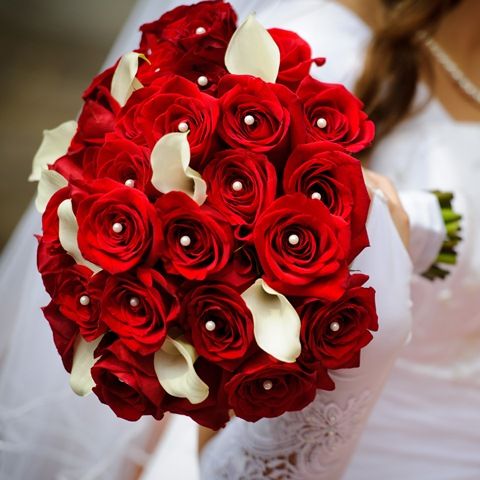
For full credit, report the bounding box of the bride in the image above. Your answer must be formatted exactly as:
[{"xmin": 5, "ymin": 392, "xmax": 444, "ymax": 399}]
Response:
[
  {"xmin": 140, "ymin": 0, "xmax": 480, "ymax": 479},
  {"xmin": 0, "ymin": 1, "xmax": 477, "ymax": 479}
]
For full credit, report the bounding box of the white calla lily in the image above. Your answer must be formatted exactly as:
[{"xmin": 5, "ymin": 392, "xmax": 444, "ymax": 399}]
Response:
[
  {"xmin": 29, "ymin": 120, "xmax": 77, "ymax": 182},
  {"xmin": 57, "ymin": 199, "xmax": 101, "ymax": 274},
  {"xmin": 150, "ymin": 132, "xmax": 207, "ymax": 205},
  {"xmin": 154, "ymin": 336, "xmax": 209, "ymax": 405},
  {"xmin": 242, "ymin": 279, "xmax": 301, "ymax": 363},
  {"xmin": 69, "ymin": 335, "xmax": 103, "ymax": 396},
  {"xmin": 35, "ymin": 169, "xmax": 68, "ymax": 213},
  {"xmin": 111, "ymin": 52, "xmax": 146, "ymax": 107},
  {"xmin": 225, "ymin": 13, "xmax": 280, "ymax": 83}
]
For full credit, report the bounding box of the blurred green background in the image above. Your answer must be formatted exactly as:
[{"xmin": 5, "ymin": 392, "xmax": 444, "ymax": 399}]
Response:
[{"xmin": 0, "ymin": 0, "xmax": 136, "ymax": 250}]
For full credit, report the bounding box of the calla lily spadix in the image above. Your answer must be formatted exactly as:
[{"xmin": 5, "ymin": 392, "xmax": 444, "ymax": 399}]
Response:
[
  {"xmin": 150, "ymin": 132, "xmax": 207, "ymax": 205},
  {"xmin": 242, "ymin": 279, "xmax": 301, "ymax": 363},
  {"xmin": 69, "ymin": 335, "xmax": 104, "ymax": 396},
  {"xmin": 225, "ymin": 13, "xmax": 281, "ymax": 83},
  {"xmin": 29, "ymin": 120, "xmax": 77, "ymax": 182},
  {"xmin": 154, "ymin": 336, "xmax": 209, "ymax": 405},
  {"xmin": 57, "ymin": 199, "xmax": 102, "ymax": 274},
  {"xmin": 110, "ymin": 52, "xmax": 147, "ymax": 107}
]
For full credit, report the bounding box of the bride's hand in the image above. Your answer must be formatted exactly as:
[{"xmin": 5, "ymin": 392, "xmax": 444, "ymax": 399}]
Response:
[{"xmin": 362, "ymin": 168, "xmax": 410, "ymax": 249}]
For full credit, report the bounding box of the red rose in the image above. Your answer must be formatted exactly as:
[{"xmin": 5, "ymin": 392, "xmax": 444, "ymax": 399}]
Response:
[
  {"xmin": 284, "ymin": 141, "xmax": 370, "ymax": 262},
  {"xmin": 84, "ymin": 133, "xmax": 153, "ymax": 193},
  {"xmin": 203, "ymin": 149, "xmax": 277, "ymax": 241},
  {"xmin": 73, "ymin": 66, "xmax": 120, "ymax": 150},
  {"xmin": 224, "ymin": 353, "xmax": 322, "ymax": 422},
  {"xmin": 299, "ymin": 274, "xmax": 378, "ymax": 370},
  {"xmin": 95, "ymin": 268, "xmax": 179, "ymax": 355},
  {"xmin": 140, "ymin": 0, "xmax": 237, "ymax": 63},
  {"xmin": 139, "ymin": 44, "xmax": 228, "ymax": 96},
  {"xmin": 50, "ymin": 264, "xmax": 106, "ymax": 341},
  {"xmin": 268, "ymin": 28, "xmax": 325, "ymax": 91},
  {"xmin": 297, "ymin": 76, "xmax": 375, "ymax": 153},
  {"xmin": 92, "ymin": 341, "xmax": 165, "ymax": 421},
  {"xmin": 217, "ymin": 75, "xmax": 304, "ymax": 166},
  {"xmin": 155, "ymin": 192, "xmax": 234, "ymax": 281},
  {"xmin": 254, "ymin": 194, "xmax": 351, "ymax": 300},
  {"xmin": 42, "ymin": 302, "xmax": 78, "ymax": 372},
  {"xmin": 163, "ymin": 357, "xmax": 230, "ymax": 430},
  {"xmin": 116, "ymin": 75, "xmax": 219, "ymax": 170},
  {"xmin": 37, "ymin": 187, "xmax": 75, "ymax": 294},
  {"xmin": 72, "ymin": 179, "xmax": 162, "ymax": 274},
  {"xmin": 182, "ymin": 283, "xmax": 254, "ymax": 370},
  {"xmin": 210, "ymin": 244, "xmax": 259, "ymax": 292}
]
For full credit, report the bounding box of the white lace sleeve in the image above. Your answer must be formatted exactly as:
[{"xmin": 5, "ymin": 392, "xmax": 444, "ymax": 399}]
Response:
[{"xmin": 199, "ymin": 194, "xmax": 412, "ymax": 480}]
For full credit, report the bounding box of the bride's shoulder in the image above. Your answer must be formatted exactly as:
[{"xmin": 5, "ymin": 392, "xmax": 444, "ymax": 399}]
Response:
[{"xmin": 255, "ymin": 0, "xmax": 373, "ymax": 87}]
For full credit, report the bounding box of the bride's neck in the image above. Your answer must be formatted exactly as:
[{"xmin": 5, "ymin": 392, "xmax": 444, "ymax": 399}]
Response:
[
  {"xmin": 335, "ymin": 0, "xmax": 385, "ymax": 31},
  {"xmin": 434, "ymin": 0, "xmax": 480, "ymax": 76}
]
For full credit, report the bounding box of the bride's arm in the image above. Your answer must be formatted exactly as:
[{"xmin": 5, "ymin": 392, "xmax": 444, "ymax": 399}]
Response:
[{"xmin": 198, "ymin": 192, "xmax": 413, "ymax": 480}]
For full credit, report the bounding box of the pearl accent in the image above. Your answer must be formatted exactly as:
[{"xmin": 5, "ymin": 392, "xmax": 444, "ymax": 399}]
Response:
[
  {"xmin": 263, "ymin": 380, "xmax": 273, "ymax": 391},
  {"xmin": 244, "ymin": 114, "xmax": 255, "ymax": 126},
  {"xmin": 154, "ymin": 67, "xmax": 161, "ymax": 73},
  {"xmin": 288, "ymin": 234, "xmax": 300, "ymax": 246},
  {"xmin": 232, "ymin": 180, "xmax": 243, "ymax": 192},
  {"xmin": 112, "ymin": 223, "xmax": 123, "ymax": 234},
  {"xmin": 79, "ymin": 295, "xmax": 90, "ymax": 306},
  {"xmin": 180, "ymin": 235, "xmax": 192, "ymax": 247},
  {"xmin": 205, "ymin": 320, "xmax": 216, "ymax": 332},
  {"xmin": 125, "ymin": 179, "xmax": 135, "ymax": 188},
  {"xmin": 178, "ymin": 121, "xmax": 189, "ymax": 133},
  {"xmin": 329, "ymin": 321, "xmax": 340, "ymax": 332},
  {"xmin": 129, "ymin": 297, "xmax": 140, "ymax": 308},
  {"xmin": 197, "ymin": 75, "xmax": 208, "ymax": 87},
  {"xmin": 316, "ymin": 118, "xmax": 327, "ymax": 129},
  {"xmin": 196, "ymin": 26, "xmax": 206, "ymax": 35},
  {"xmin": 311, "ymin": 192, "xmax": 322, "ymax": 200}
]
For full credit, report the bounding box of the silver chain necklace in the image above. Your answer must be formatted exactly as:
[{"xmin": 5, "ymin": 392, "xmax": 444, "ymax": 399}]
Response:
[{"xmin": 419, "ymin": 32, "xmax": 480, "ymax": 106}]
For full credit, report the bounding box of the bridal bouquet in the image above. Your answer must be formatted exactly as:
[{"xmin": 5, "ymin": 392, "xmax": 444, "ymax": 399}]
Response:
[{"xmin": 32, "ymin": 0, "xmax": 377, "ymax": 429}]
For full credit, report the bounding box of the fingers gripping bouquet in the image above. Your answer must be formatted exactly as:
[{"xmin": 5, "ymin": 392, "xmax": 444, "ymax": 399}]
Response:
[{"xmin": 32, "ymin": 0, "xmax": 378, "ymax": 429}]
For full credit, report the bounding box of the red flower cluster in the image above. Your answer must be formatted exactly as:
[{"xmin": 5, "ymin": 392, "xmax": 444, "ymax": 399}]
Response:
[{"xmin": 36, "ymin": 0, "xmax": 377, "ymax": 428}]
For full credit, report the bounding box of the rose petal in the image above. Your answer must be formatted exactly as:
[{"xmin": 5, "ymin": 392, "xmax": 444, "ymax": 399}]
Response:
[
  {"xmin": 154, "ymin": 336, "xmax": 209, "ymax": 405},
  {"xmin": 57, "ymin": 199, "xmax": 102, "ymax": 274},
  {"xmin": 69, "ymin": 335, "xmax": 103, "ymax": 396},
  {"xmin": 35, "ymin": 169, "xmax": 68, "ymax": 213},
  {"xmin": 110, "ymin": 52, "xmax": 146, "ymax": 107},
  {"xmin": 29, "ymin": 120, "xmax": 77, "ymax": 182},
  {"xmin": 150, "ymin": 132, "xmax": 207, "ymax": 205},
  {"xmin": 225, "ymin": 13, "xmax": 280, "ymax": 83},
  {"xmin": 242, "ymin": 278, "xmax": 301, "ymax": 363}
]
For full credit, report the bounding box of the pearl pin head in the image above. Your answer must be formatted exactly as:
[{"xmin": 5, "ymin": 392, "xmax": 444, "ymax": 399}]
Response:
[
  {"xmin": 197, "ymin": 76, "xmax": 208, "ymax": 87},
  {"xmin": 311, "ymin": 192, "xmax": 322, "ymax": 200},
  {"xmin": 205, "ymin": 320, "xmax": 216, "ymax": 332},
  {"xmin": 232, "ymin": 180, "xmax": 243, "ymax": 192},
  {"xmin": 129, "ymin": 297, "xmax": 140, "ymax": 308},
  {"xmin": 112, "ymin": 222, "xmax": 124, "ymax": 234},
  {"xmin": 244, "ymin": 114, "xmax": 255, "ymax": 126},
  {"xmin": 263, "ymin": 380, "xmax": 273, "ymax": 391},
  {"xmin": 288, "ymin": 234, "xmax": 300, "ymax": 246},
  {"xmin": 180, "ymin": 235, "xmax": 192, "ymax": 247},
  {"xmin": 79, "ymin": 295, "xmax": 90, "ymax": 306},
  {"xmin": 330, "ymin": 321, "xmax": 340, "ymax": 332},
  {"xmin": 317, "ymin": 118, "xmax": 327, "ymax": 129},
  {"xmin": 125, "ymin": 179, "xmax": 135, "ymax": 188},
  {"xmin": 178, "ymin": 122, "xmax": 189, "ymax": 133},
  {"xmin": 196, "ymin": 26, "xmax": 207, "ymax": 35}
]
